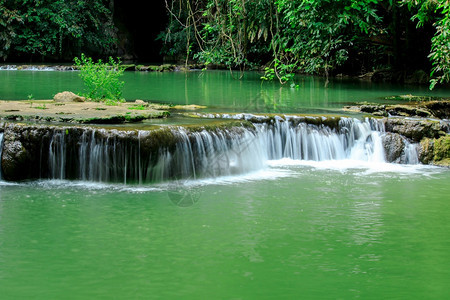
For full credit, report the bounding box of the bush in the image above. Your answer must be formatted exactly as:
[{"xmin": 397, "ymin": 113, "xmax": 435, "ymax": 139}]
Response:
[{"xmin": 74, "ymin": 54, "xmax": 125, "ymax": 102}]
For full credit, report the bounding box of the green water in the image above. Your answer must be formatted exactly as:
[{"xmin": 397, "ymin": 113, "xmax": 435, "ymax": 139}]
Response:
[
  {"xmin": 2, "ymin": 70, "xmax": 450, "ymax": 114},
  {"xmin": 1, "ymin": 70, "xmax": 450, "ymax": 298},
  {"xmin": 0, "ymin": 166, "xmax": 449, "ymax": 299}
]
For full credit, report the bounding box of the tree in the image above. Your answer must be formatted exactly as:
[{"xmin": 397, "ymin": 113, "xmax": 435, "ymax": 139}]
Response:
[
  {"xmin": 161, "ymin": 0, "xmax": 385, "ymax": 84},
  {"xmin": 404, "ymin": 0, "xmax": 450, "ymax": 89},
  {"xmin": 0, "ymin": 0, "xmax": 116, "ymax": 61},
  {"xmin": 161, "ymin": 0, "xmax": 450, "ymax": 88}
]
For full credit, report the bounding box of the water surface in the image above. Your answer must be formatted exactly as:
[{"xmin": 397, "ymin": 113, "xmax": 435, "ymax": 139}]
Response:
[
  {"xmin": 0, "ymin": 165, "xmax": 449, "ymax": 299},
  {"xmin": 2, "ymin": 70, "xmax": 450, "ymax": 114},
  {"xmin": 1, "ymin": 69, "xmax": 449, "ymax": 299}
]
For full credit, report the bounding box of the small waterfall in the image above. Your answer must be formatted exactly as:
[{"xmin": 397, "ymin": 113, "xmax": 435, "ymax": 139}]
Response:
[
  {"xmin": 49, "ymin": 131, "xmax": 66, "ymax": 179},
  {"xmin": 258, "ymin": 117, "xmax": 386, "ymax": 162},
  {"xmin": 0, "ymin": 132, "xmax": 3, "ymax": 179},
  {"xmin": 48, "ymin": 126, "xmax": 265, "ymax": 183},
  {"xmin": 46, "ymin": 118, "xmax": 422, "ymax": 183},
  {"xmin": 403, "ymin": 141, "xmax": 419, "ymax": 164}
]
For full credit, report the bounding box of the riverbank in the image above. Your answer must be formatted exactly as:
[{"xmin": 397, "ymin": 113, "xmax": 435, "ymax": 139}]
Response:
[{"xmin": 0, "ymin": 99, "xmax": 170, "ymax": 124}]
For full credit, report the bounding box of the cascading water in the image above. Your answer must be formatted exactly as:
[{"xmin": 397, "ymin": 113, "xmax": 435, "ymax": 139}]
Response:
[
  {"xmin": 258, "ymin": 117, "xmax": 386, "ymax": 162},
  {"xmin": 46, "ymin": 118, "xmax": 421, "ymax": 183},
  {"xmin": 48, "ymin": 126, "xmax": 266, "ymax": 183}
]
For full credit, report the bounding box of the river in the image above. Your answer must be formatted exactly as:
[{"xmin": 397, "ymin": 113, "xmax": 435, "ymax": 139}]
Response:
[{"xmin": 0, "ymin": 69, "xmax": 449, "ymax": 299}]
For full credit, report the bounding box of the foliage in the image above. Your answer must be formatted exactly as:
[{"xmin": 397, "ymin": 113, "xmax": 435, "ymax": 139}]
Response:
[
  {"xmin": 0, "ymin": 3, "xmax": 22, "ymax": 60},
  {"xmin": 74, "ymin": 54, "xmax": 125, "ymax": 102},
  {"xmin": 0, "ymin": 0, "xmax": 115, "ymax": 61},
  {"xmin": 162, "ymin": 0, "xmax": 450, "ymax": 88},
  {"xmin": 272, "ymin": 0, "xmax": 382, "ymax": 81},
  {"xmin": 162, "ymin": 0, "xmax": 384, "ymax": 84},
  {"xmin": 403, "ymin": 0, "xmax": 450, "ymax": 89}
]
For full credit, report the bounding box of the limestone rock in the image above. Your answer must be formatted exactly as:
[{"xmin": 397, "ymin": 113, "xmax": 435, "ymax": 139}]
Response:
[
  {"xmin": 54, "ymin": 91, "xmax": 85, "ymax": 102},
  {"xmin": 381, "ymin": 133, "xmax": 405, "ymax": 163},
  {"xmin": 134, "ymin": 100, "xmax": 149, "ymax": 107},
  {"xmin": 383, "ymin": 118, "xmax": 448, "ymax": 142},
  {"xmin": 418, "ymin": 135, "xmax": 450, "ymax": 166}
]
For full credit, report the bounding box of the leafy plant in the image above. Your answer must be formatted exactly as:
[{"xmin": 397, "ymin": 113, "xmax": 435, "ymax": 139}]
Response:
[
  {"xmin": 0, "ymin": 0, "xmax": 115, "ymax": 61},
  {"xmin": 404, "ymin": 0, "xmax": 450, "ymax": 89},
  {"xmin": 74, "ymin": 53, "xmax": 125, "ymax": 103}
]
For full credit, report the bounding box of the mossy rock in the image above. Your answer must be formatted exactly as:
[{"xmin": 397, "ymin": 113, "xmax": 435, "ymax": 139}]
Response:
[
  {"xmin": 434, "ymin": 135, "xmax": 450, "ymax": 162},
  {"xmin": 419, "ymin": 135, "xmax": 450, "ymax": 166}
]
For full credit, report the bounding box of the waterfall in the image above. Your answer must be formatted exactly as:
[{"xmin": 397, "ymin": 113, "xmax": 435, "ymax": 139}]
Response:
[
  {"xmin": 403, "ymin": 141, "xmax": 419, "ymax": 164},
  {"xmin": 46, "ymin": 118, "xmax": 421, "ymax": 183},
  {"xmin": 49, "ymin": 131, "xmax": 66, "ymax": 179},
  {"xmin": 258, "ymin": 117, "xmax": 385, "ymax": 162},
  {"xmin": 48, "ymin": 126, "xmax": 266, "ymax": 183}
]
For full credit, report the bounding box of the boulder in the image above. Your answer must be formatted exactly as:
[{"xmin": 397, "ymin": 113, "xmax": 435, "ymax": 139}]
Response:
[
  {"xmin": 381, "ymin": 133, "xmax": 405, "ymax": 163},
  {"xmin": 134, "ymin": 99, "xmax": 149, "ymax": 106},
  {"xmin": 418, "ymin": 135, "xmax": 450, "ymax": 166},
  {"xmin": 54, "ymin": 91, "xmax": 85, "ymax": 102},
  {"xmin": 383, "ymin": 118, "xmax": 448, "ymax": 142}
]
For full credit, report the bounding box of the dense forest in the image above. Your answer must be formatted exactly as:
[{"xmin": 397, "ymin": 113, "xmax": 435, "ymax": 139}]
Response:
[{"xmin": 0, "ymin": 0, "xmax": 449, "ymax": 87}]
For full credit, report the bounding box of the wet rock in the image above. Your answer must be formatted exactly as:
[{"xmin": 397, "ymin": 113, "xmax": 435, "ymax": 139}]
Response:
[
  {"xmin": 423, "ymin": 101, "xmax": 450, "ymax": 119},
  {"xmin": 418, "ymin": 138, "xmax": 434, "ymax": 164},
  {"xmin": 418, "ymin": 135, "xmax": 450, "ymax": 166},
  {"xmin": 381, "ymin": 133, "xmax": 405, "ymax": 163},
  {"xmin": 382, "ymin": 118, "xmax": 448, "ymax": 142},
  {"xmin": 1, "ymin": 124, "xmax": 53, "ymax": 180},
  {"xmin": 1, "ymin": 140, "xmax": 27, "ymax": 180},
  {"xmin": 346, "ymin": 95, "xmax": 449, "ymax": 119},
  {"xmin": 54, "ymin": 91, "xmax": 85, "ymax": 102},
  {"xmin": 135, "ymin": 64, "xmax": 176, "ymax": 72}
]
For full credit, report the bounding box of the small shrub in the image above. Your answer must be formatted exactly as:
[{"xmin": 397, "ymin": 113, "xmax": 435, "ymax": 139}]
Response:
[{"xmin": 74, "ymin": 53, "xmax": 125, "ymax": 103}]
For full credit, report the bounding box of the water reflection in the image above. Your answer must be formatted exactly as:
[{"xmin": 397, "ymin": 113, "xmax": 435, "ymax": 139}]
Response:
[{"xmin": 2, "ymin": 70, "xmax": 450, "ymax": 114}]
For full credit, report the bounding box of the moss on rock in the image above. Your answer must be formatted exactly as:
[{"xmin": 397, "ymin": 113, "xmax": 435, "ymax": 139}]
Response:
[{"xmin": 419, "ymin": 135, "xmax": 450, "ymax": 166}]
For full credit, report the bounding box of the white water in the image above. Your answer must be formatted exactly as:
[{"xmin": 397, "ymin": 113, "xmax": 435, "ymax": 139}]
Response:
[{"xmin": 46, "ymin": 118, "xmax": 420, "ymax": 183}]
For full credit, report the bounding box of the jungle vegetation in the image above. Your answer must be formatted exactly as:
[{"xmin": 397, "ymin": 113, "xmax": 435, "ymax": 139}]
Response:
[
  {"xmin": 0, "ymin": 0, "xmax": 115, "ymax": 61},
  {"xmin": 159, "ymin": 0, "xmax": 450, "ymax": 88},
  {"xmin": 0, "ymin": 0, "xmax": 449, "ymax": 88}
]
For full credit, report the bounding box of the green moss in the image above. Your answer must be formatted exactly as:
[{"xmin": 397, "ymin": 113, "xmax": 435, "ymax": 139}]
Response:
[
  {"xmin": 434, "ymin": 135, "xmax": 450, "ymax": 162},
  {"xmin": 128, "ymin": 105, "xmax": 146, "ymax": 110},
  {"xmin": 384, "ymin": 95, "xmax": 436, "ymax": 102}
]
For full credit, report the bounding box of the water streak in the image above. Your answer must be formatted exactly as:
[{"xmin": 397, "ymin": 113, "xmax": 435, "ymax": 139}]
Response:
[{"xmin": 47, "ymin": 118, "xmax": 420, "ymax": 183}]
